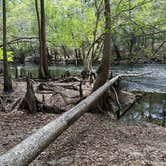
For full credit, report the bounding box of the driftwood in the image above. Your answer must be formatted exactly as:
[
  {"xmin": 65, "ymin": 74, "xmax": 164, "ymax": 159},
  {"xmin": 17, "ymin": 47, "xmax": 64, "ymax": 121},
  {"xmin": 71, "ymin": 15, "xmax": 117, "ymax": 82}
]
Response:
[
  {"xmin": 0, "ymin": 73, "xmax": 149, "ymax": 165},
  {"xmin": 0, "ymin": 76, "xmax": 119, "ymax": 165}
]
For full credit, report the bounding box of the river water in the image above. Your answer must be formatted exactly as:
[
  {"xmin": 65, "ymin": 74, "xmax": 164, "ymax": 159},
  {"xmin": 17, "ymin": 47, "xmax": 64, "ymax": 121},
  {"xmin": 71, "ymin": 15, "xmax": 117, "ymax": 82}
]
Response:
[
  {"xmin": 111, "ymin": 64, "xmax": 166, "ymax": 126},
  {"xmin": 15, "ymin": 63, "xmax": 166, "ymax": 126},
  {"xmin": 16, "ymin": 63, "xmax": 166, "ymax": 93},
  {"xmin": 111, "ymin": 64, "xmax": 166, "ymax": 93}
]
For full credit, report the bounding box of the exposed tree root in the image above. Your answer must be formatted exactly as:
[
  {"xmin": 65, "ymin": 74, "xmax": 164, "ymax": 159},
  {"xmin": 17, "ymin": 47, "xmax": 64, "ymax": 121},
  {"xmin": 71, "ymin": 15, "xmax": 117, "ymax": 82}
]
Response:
[
  {"xmin": 0, "ymin": 74, "xmax": 142, "ymax": 118},
  {"xmin": 112, "ymin": 86, "xmax": 121, "ymax": 109},
  {"xmin": 10, "ymin": 97, "xmax": 22, "ymax": 112},
  {"xmin": 61, "ymin": 84, "xmax": 79, "ymax": 91},
  {"xmin": 19, "ymin": 79, "xmax": 39, "ymax": 113},
  {"xmin": 19, "ymin": 79, "xmax": 65, "ymax": 114},
  {"xmin": 0, "ymin": 97, "xmax": 5, "ymax": 112},
  {"xmin": 89, "ymin": 88, "xmax": 137, "ymax": 120},
  {"xmin": 59, "ymin": 77, "xmax": 80, "ymax": 83}
]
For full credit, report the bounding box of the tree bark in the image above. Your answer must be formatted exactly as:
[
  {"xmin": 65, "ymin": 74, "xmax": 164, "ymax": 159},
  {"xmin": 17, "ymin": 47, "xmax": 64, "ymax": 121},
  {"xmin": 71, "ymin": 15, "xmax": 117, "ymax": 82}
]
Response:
[
  {"xmin": 38, "ymin": 0, "xmax": 49, "ymax": 79},
  {"xmin": 112, "ymin": 37, "xmax": 121, "ymax": 61},
  {"xmin": 19, "ymin": 79, "xmax": 38, "ymax": 113},
  {"xmin": 93, "ymin": 0, "xmax": 111, "ymax": 91},
  {"xmin": 2, "ymin": 0, "xmax": 13, "ymax": 92},
  {"xmin": 0, "ymin": 73, "xmax": 148, "ymax": 165},
  {"xmin": 0, "ymin": 76, "xmax": 119, "ymax": 166}
]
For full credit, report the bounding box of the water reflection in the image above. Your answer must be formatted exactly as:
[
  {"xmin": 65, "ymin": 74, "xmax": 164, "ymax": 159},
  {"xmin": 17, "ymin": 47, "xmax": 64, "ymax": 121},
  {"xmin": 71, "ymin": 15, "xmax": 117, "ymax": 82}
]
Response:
[
  {"xmin": 120, "ymin": 93, "xmax": 166, "ymax": 126},
  {"xmin": 11, "ymin": 63, "xmax": 166, "ymax": 93},
  {"xmin": 10, "ymin": 63, "xmax": 166, "ymax": 126},
  {"xmin": 11, "ymin": 63, "xmax": 83, "ymax": 78}
]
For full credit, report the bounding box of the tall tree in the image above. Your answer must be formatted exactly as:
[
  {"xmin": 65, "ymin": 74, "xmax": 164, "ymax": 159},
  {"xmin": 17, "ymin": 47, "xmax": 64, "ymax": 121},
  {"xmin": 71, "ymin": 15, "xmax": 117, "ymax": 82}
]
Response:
[
  {"xmin": 2, "ymin": 0, "xmax": 12, "ymax": 92},
  {"xmin": 93, "ymin": 0, "xmax": 111, "ymax": 91},
  {"xmin": 38, "ymin": 0, "xmax": 49, "ymax": 79}
]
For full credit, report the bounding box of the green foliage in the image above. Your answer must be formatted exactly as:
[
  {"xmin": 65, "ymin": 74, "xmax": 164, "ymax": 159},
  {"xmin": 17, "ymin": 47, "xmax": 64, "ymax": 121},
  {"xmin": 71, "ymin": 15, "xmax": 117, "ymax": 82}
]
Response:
[
  {"xmin": 0, "ymin": 49, "xmax": 13, "ymax": 62},
  {"xmin": 45, "ymin": 0, "xmax": 98, "ymax": 49},
  {"xmin": 1, "ymin": 0, "xmax": 166, "ymax": 63}
]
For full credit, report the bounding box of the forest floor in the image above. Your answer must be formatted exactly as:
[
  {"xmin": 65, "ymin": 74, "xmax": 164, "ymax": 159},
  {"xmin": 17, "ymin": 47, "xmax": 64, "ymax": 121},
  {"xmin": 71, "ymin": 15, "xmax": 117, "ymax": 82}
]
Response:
[
  {"xmin": 0, "ymin": 78, "xmax": 166, "ymax": 165},
  {"xmin": 0, "ymin": 112, "xmax": 166, "ymax": 166}
]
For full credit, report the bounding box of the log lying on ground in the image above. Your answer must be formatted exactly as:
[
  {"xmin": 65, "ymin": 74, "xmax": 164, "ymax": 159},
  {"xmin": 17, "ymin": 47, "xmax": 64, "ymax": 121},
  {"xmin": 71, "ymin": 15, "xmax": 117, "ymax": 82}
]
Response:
[
  {"xmin": 0, "ymin": 73, "xmax": 150, "ymax": 165},
  {"xmin": 0, "ymin": 76, "xmax": 119, "ymax": 166}
]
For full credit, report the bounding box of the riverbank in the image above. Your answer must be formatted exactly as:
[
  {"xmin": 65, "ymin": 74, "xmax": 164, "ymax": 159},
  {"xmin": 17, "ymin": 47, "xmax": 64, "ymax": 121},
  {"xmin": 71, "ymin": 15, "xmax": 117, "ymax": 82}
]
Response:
[
  {"xmin": 9, "ymin": 63, "xmax": 166, "ymax": 94},
  {"xmin": 0, "ymin": 112, "xmax": 166, "ymax": 165},
  {"xmin": 0, "ymin": 67, "xmax": 166, "ymax": 165}
]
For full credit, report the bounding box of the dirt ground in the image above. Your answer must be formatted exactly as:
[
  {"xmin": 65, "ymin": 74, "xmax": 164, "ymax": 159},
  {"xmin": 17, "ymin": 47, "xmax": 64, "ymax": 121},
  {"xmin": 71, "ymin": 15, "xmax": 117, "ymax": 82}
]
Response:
[
  {"xmin": 0, "ymin": 79, "xmax": 166, "ymax": 165},
  {"xmin": 0, "ymin": 111, "xmax": 166, "ymax": 166}
]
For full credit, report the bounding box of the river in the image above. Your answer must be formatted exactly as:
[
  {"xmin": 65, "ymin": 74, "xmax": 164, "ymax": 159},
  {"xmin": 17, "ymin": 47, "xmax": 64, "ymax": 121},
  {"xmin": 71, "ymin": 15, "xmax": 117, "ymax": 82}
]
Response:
[
  {"xmin": 111, "ymin": 64, "xmax": 166, "ymax": 93},
  {"xmin": 14, "ymin": 63, "xmax": 166, "ymax": 126},
  {"xmin": 111, "ymin": 64, "xmax": 166, "ymax": 126},
  {"xmin": 15, "ymin": 63, "xmax": 166, "ymax": 93}
]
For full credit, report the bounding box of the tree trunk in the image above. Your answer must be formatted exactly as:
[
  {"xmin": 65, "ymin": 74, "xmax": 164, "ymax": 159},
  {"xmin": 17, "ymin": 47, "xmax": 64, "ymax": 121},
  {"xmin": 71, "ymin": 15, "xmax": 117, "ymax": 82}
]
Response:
[
  {"xmin": 2, "ymin": 0, "xmax": 12, "ymax": 92},
  {"xmin": 0, "ymin": 76, "xmax": 119, "ymax": 166},
  {"xmin": 35, "ymin": 0, "xmax": 42, "ymax": 69},
  {"xmin": 19, "ymin": 79, "xmax": 64, "ymax": 114},
  {"xmin": 112, "ymin": 38, "xmax": 121, "ymax": 61},
  {"xmin": 38, "ymin": 0, "xmax": 49, "ymax": 79},
  {"xmin": 93, "ymin": 0, "xmax": 111, "ymax": 91},
  {"xmin": 19, "ymin": 79, "xmax": 38, "ymax": 113}
]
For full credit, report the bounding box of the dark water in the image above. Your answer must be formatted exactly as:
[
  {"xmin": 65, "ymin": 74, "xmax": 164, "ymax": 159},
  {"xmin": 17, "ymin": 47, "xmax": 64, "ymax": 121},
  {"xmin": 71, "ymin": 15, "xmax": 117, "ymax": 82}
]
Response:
[
  {"xmin": 111, "ymin": 64, "xmax": 166, "ymax": 126},
  {"xmin": 120, "ymin": 93, "xmax": 166, "ymax": 126},
  {"xmin": 12, "ymin": 63, "xmax": 166, "ymax": 126},
  {"xmin": 11, "ymin": 63, "xmax": 82, "ymax": 78}
]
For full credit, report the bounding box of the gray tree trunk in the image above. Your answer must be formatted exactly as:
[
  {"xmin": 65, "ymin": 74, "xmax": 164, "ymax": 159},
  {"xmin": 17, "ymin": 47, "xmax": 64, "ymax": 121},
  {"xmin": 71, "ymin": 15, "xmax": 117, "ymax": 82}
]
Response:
[
  {"xmin": 0, "ymin": 76, "xmax": 119, "ymax": 166},
  {"xmin": 2, "ymin": 0, "xmax": 12, "ymax": 92},
  {"xmin": 93, "ymin": 0, "xmax": 111, "ymax": 91},
  {"xmin": 38, "ymin": 0, "xmax": 49, "ymax": 79}
]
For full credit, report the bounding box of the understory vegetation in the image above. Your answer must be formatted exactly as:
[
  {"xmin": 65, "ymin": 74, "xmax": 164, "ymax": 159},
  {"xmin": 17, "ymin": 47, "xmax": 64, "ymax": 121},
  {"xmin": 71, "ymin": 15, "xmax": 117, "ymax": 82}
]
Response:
[{"xmin": 1, "ymin": 0, "xmax": 166, "ymax": 68}]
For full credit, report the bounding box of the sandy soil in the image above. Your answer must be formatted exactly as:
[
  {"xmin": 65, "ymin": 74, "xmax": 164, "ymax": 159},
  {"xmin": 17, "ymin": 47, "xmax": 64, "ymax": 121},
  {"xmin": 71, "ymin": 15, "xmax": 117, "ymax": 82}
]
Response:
[{"xmin": 0, "ymin": 111, "xmax": 166, "ymax": 166}]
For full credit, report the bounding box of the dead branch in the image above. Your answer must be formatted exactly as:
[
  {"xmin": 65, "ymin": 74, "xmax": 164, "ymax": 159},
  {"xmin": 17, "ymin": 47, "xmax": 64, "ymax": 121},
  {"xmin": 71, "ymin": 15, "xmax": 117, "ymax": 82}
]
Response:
[
  {"xmin": 59, "ymin": 77, "xmax": 80, "ymax": 83},
  {"xmin": 119, "ymin": 72, "xmax": 152, "ymax": 78},
  {"xmin": 112, "ymin": 87, "xmax": 121, "ymax": 109},
  {"xmin": 10, "ymin": 97, "xmax": 22, "ymax": 112}
]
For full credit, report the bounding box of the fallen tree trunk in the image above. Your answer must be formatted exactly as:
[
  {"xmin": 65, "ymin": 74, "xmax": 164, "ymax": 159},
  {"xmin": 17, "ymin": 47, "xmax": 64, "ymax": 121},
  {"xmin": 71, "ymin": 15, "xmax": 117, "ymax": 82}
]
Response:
[
  {"xmin": 0, "ymin": 73, "xmax": 149, "ymax": 165},
  {"xmin": 0, "ymin": 76, "xmax": 119, "ymax": 165},
  {"xmin": 0, "ymin": 36, "xmax": 38, "ymax": 48}
]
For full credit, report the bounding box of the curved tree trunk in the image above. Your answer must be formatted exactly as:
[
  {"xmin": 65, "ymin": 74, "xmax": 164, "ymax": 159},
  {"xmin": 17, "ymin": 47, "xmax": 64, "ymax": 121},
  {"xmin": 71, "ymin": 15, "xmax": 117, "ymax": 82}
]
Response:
[
  {"xmin": 93, "ymin": 0, "xmax": 111, "ymax": 91},
  {"xmin": 2, "ymin": 0, "xmax": 12, "ymax": 92}
]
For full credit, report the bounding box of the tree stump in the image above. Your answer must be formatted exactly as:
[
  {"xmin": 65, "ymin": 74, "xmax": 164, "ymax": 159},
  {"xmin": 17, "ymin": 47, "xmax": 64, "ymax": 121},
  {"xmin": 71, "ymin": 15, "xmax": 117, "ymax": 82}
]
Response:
[{"xmin": 19, "ymin": 79, "xmax": 39, "ymax": 113}]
